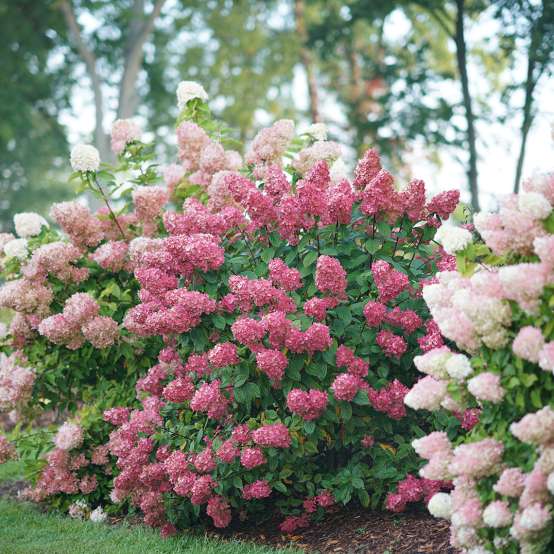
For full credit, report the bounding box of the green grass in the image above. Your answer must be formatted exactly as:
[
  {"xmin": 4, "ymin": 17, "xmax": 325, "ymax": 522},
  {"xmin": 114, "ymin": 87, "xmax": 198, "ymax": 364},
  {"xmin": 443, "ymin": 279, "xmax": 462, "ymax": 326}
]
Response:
[
  {"xmin": 0, "ymin": 499, "xmax": 300, "ymax": 554},
  {"xmin": 0, "ymin": 461, "xmax": 299, "ymax": 554},
  {"xmin": 0, "ymin": 460, "xmax": 23, "ymax": 482}
]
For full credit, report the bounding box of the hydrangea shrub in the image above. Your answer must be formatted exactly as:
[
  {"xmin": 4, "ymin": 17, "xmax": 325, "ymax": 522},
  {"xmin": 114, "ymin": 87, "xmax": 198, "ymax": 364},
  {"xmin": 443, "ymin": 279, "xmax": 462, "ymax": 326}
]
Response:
[
  {"xmin": 1, "ymin": 83, "xmax": 461, "ymax": 531},
  {"xmin": 406, "ymin": 174, "xmax": 554, "ymax": 553}
]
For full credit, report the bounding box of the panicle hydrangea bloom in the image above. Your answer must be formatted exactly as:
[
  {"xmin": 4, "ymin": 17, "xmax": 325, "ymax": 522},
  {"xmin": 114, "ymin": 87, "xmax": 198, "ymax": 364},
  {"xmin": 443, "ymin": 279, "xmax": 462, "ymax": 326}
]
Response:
[
  {"xmin": 70, "ymin": 144, "xmax": 100, "ymax": 172},
  {"xmin": 252, "ymin": 423, "xmax": 291, "ymax": 448},
  {"xmin": 467, "ymin": 372, "xmax": 505, "ymax": 404},
  {"xmin": 435, "ymin": 225, "xmax": 473, "ymax": 254},
  {"xmin": 510, "ymin": 407, "xmax": 554, "ymax": 446},
  {"xmin": 404, "ymin": 376, "xmax": 447, "ymax": 411},
  {"xmin": 512, "ymin": 326, "xmax": 545, "ymax": 363},
  {"xmin": 0, "ymin": 435, "xmax": 16, "ymax": 464},
  {"xmin": 4, "ymin": 238, "xmax": 29, "ymax": 260},
  {"xmin": 50, "ymin": 201, "xmax": 104, "ymax": 248},
  {"xmin": 315, "ymin": 255, "xmax": 347, "ymax": 297},
  {"xmin": 176, "ymin": 81, "xmax": 208, "ymax": 109},
  {"xmin": 54, "ymin": 422, "xmax": 83, "ymax": 451},
  {"xmin": 14, "ymin": 212, "xmax": 48, "ymax": 238},
  {"xmin": 111, "ymin": 119, "xmax": 141, "ymax": 154},
  {"xmin": 494, "ymin": 469, "xmax": 526, "ymax": 497}
]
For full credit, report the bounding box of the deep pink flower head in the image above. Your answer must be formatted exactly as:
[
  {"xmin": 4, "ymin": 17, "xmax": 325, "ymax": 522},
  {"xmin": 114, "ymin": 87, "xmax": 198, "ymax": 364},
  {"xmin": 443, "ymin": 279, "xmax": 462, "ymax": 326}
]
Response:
[
  {"xmin": 207, "ymin": 495, "xmax": 232, "ymax": 528},
  {"xmin": 208, "ymin": 342, "xmax": 239, "ymax": 368},
  {"xmin": 353, "ymin": 148, "xmax": 381, "ymax": 190},
  {"xmin": 252, "ymin": 423, "xmax": 291, "ymax": 448},
  {"xmin": 304, "ymin": 323, "xmax": 332, "ymax": 353},
  {"xmin": 426, "ymin": 190, "xmax": 460, "ymax": 219},
  {"xmin": 331, "ymin": 373, "xmax": 360, "ymax": 401},
  {"xmin": 287, "ymin": 388, "xmax": 328, "ymax": 420},
  {"xmin": 363, "ymin": 301, "xmax": 387, "ymax": 327},
  {"xmin": 256, "ymin": 349, "xmax": 288, "ymax": 384},
  {"xmin": 240, "ymin": 447, "xmax": 266, "ymax": 469},
  {"xmin": 376, "ymin": 330, "xmax": 407, "ymax": 358},
  {"xmin": 315, "ymin": 256, "xmax": 347, "ymax": 297},
  {"xmin": 242, "ymin": 480, "xmax": 272, "ymax": 500},
  {"xmin": 217, "ymin": 439, "xmax": 240, "ymax": 463},
  {"xmin": 279, "ymin": 514, "xmax": 310, "ymax": 534},
  {"xmin": 162, "ymin": 377, "xmax": 195, "ymax": 403},
  {"xmin": 231, "ymin": 424, "xmax": 251, "ymax": 444},
  {"xmin": 268, "ymin": 258, "xmax": 302, "ymax": 291},
  {"xmin": 371, "ymin": 261, "xmax": 409, "ymax": 303},
  {"xmin": 231, "ymin": 317, "xmax": 265, "ymax": 346}
]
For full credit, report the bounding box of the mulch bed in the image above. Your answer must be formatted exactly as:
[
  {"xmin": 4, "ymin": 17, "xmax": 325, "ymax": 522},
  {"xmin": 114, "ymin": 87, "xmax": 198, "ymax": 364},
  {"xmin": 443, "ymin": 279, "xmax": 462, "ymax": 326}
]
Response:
[{"xmin": 215, "ymin": 504, "xmax": 457, "ymax": 554}]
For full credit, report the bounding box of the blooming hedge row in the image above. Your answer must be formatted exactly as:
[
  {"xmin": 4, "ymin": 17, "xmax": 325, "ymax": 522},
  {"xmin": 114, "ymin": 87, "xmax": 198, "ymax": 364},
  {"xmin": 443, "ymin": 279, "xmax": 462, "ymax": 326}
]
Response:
[
  {"xmin": 406, "ymin": 173, "xmax": 554, "ymax": 553},
  {"xmin": 0, "ymin": 82, "xmax": 464, "ymax": 532}
]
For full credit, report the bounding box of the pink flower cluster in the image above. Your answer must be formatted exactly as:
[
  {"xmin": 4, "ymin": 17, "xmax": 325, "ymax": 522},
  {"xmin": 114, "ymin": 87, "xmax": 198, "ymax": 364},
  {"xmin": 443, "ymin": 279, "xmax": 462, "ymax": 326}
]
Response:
[
  {"xmin": 0, "ymin": 435, "xmax": 16, "ymax": 464},
  {"xmin": 386, "ymin": 474, "xmax": 451, "ymax": 513},
  {"xmin": 287, "ymin": 388, "xmax": 328, "ymax": 420},
  {"xmin": 50, "ymin": 201, "xmax": 104, "ymax": 249},
  {"xmin": 39, "ymin": 293, "xmax": 119, "ymax": 349},
  {"xmin": 0, "ymin": 352, "xmax": 35, "ymax": 412}
]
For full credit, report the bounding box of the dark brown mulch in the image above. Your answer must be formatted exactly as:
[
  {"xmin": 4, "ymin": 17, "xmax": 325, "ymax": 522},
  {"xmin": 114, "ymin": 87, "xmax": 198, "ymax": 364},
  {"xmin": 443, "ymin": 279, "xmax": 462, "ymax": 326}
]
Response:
[{"xmin": 215, "ymin": 504, "xmax": 457, "ymax": 554}]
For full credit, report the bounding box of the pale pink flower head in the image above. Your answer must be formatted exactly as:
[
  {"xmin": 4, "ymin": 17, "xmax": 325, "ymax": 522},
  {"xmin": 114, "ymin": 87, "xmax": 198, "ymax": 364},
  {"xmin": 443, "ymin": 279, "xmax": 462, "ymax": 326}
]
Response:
[
  {"xmin": 50, "ymin": 201, "xmax": 104, "ymax": 248},
  {"xmin": 482, "ymin": 500, "xmax": 513, "ymax": 528},
  {"xmin": 404, "ymin": 376, "xmax": 447, "ymax": 411},
  {"xmin": 82, "ymin": 316, "xmax": 119, "ymax": 349},
  {"xmin": 54, "ymin": 422, "xmax": 83, "ymax": 451},
  {"xmin": 513, "ymin": 327, "xmax": 545, "ymax": 365},
  {"xmin": 538, "ymin": 342, "xmax": 554, "ymax": 373},
  {"xmin": 111, "ymin": 118, "xmax": 141, "ymax": 154},
  {"xmin": 449, "ymin": 439, "xmax": 503, "ymax": 478},
  {"xmin": 510, "ymin": 406, "xmax": 554, "ymax": 445},
  {"xmin": 494, "ymin": 467, "xmax": 526, "ymax": 497},
  {"xmin": 412, "ymin": 432, "xmax": 452, "ymax": 461},
  {"xmin": 163, "ymin": 164, "xmax": 186, "ymax": 194},
  {"xmin": 534, "ymin": 235, "xmax": 554, "ymax": 268},
  {"xmin": 467, "ymin": 372, "xmax": 505, "ymax": 404}
]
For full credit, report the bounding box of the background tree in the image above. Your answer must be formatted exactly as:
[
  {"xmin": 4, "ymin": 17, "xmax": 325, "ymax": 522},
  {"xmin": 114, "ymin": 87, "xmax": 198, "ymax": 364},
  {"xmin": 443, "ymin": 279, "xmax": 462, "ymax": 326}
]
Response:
[
  {"xmin": 494, "ymin": 0, "xmax": 554, "ymax": 192},
  {"xmin": 0, "ymin": 0, "xmax": 72, "ymax": 232}
]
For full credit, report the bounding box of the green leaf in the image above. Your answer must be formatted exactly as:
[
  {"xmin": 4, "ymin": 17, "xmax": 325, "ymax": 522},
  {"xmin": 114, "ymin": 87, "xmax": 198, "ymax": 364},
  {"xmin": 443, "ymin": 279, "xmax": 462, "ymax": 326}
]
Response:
[
  {"xmin": 353, "ymin": 390, "xmax": 370, "ymax": 405},
  {"xmin": 303, "ymin": 251, "xmax": 318, "ymax": 268}
]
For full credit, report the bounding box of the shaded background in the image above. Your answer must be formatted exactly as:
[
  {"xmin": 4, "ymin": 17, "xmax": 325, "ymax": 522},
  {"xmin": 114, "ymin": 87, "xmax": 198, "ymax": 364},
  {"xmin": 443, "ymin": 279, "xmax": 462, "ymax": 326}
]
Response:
[{"xmin": 1, "ymin": 0, "xmax": 553, "ymax": 232}]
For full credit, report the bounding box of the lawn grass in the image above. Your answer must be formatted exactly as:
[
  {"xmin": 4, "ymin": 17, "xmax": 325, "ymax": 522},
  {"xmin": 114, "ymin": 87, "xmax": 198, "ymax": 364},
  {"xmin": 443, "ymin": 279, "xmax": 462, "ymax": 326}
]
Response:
[
  {"xmin": 0, "ymin": 461, "xmax": 299, "ymax": 554},
  {"xmin": 0, "ymin": 499, "xmax": 300, "ymax": 554}
]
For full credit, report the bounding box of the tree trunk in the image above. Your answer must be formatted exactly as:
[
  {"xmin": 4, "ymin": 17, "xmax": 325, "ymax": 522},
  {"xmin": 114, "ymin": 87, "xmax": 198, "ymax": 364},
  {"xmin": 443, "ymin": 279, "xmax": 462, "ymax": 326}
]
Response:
[
  {"xmin": 513, "ymin": 58, "xmax": 537, "ymax": 193},
  {"xmin": 294, "ymin": 0, "xmax": 321, "ymax": 123},
  {"xmin": 117, "ymin": 0, "xmax": 166, "ymax": 120},
  {"xmin": 454, "ymin": 0, "xmax": 479, "ymax": 211},
  {"xmin": 60, "ymin": 1, "xmax": 110, "ymax": 162},
  {"xmin": 513, "ymin": 0, "xmax": 549, "ymax": 193}
]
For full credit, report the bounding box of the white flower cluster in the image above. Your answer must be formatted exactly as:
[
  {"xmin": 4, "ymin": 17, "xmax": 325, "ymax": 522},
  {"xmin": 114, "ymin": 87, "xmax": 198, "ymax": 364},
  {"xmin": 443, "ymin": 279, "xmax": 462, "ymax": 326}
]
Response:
[
  {"xmin": 428, "ymin": 492, "xmax": 452, "ymax": 519},
  {"xmin": 14, "ymin": 212, "xmax": 48, "ymax": 238},
  {"xmin": 330, "ymin": 158, "xmax": 349, "ymax": 183},
  {"xmin": 177, "ymin": 81, "xmax": 209, "ymax": 109},
  {"xmin": 517, "ymin": 192, "xmax": 552, "ymax": 220},
  {"xmin": 3, "ymin": 238, "xmax": 29, "ymax": 260},
  {"xmin": 434, "ymin": 225, "xmax": 473, "ymax": 254},
  {"xmin": 306, "ymin": 122, "xmax": 328, "ymax": 141},
  {"xmin": 70, "ymin": 144, "xmax": 100, "ymax": 172},
  {"xmin": 90, "ymin": 506, "xmax": 107, "ymax": 523}
]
